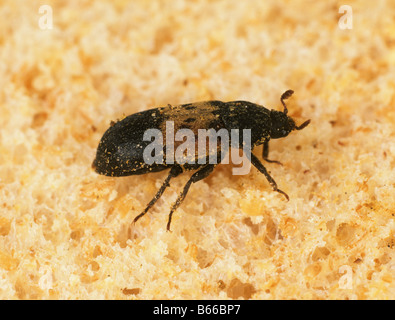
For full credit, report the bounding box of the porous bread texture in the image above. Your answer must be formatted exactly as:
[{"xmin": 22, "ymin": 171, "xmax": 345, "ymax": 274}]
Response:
[{"xmin": 0, "ymin": 0, "xmax": 394, "ymax": 299}]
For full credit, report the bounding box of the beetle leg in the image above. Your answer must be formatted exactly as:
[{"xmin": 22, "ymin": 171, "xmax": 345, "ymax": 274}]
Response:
[
  {"xmin": 262, "ymin": 140, "xmax": 283, "ymax": 165},
  {"xmin": 167, "ymin": 164, "xmax": 216, "ymax": 231},
  {"xmin": 249, "ymin": 153, "xmax": 289, "ymax": 201},
  {"xmin": 133, "ymin": 165, "xmax": 183, "ymax": 225}
]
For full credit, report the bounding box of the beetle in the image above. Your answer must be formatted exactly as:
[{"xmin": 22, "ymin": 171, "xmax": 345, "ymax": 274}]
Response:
[{"xmin": 92, "ymin": 90, "xmax": 310, "ymax": 231}]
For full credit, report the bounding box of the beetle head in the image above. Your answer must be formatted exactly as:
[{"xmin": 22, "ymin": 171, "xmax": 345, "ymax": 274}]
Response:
[{"xmin": 269, "ymin": 90, "xmax": 310, "ymax": 139}]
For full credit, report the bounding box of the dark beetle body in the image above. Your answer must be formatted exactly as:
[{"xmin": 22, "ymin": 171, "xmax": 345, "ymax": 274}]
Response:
[
  {"xmin": 93, "ymin": 100, "xmax": 292, "ymax": 175},
  {"xmin": 92, "ymin": 90, "xmax": 310, "ymax": 230}
]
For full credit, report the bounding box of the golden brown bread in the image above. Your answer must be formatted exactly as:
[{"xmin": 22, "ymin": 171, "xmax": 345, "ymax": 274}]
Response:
[{"xmin": 0, "ymin": 0, "xmax": 393, "ymax": 299}]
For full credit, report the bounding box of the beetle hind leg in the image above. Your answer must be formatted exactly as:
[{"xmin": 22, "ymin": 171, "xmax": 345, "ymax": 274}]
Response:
[
  {"xmin": 167, "ymin": 164, "xmax": 216, "ymax": 231},
  {"xmin": 133, "ymin": 165, "xmax": 183, "ymax": 225}
]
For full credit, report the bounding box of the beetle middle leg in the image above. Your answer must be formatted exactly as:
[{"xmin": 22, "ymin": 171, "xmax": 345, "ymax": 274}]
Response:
[
  {"xmin": 249, "ymin": 152, "xmax": 289, "ymax": 201},
  {"xmin": 262, "ymin": 140, "xmax": 283, "ymax": 165},
  {"xmin": 133, "ymin": 165, "xmax": 183, "ymax": 225},
  {"xmin": 166, "ymin": 164, "xmax": 216, "ymax": 231}
]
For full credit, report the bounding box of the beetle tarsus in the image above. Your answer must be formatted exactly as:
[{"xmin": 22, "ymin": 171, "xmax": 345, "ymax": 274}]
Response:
[
  {"xmin": 264, "ymin": 158, "xmax": 283, "ymax": 166},
  {"xmin": 275, "ymin": 188, "xmax": 289, "ymax": 201}
]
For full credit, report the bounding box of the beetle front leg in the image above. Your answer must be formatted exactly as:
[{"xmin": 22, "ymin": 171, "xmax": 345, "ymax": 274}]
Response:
[
  {"xmin": 167, "ymin": 164, "xmax": 216, "ymax": 231},
  {"xmin": 262, "ymin": 140, "xmax": 282, "ymax": 165},
  {"xmin": 250, "ymin": 153, "xmax": 289, "ymax": 201},
  {"xmin": 133, "ymin": 165, "xmax": 183, "ymax": 225}
]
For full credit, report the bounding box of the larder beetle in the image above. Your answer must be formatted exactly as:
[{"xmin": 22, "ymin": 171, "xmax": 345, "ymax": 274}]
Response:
[{"xmin": 92, "ymin": 90, "xmax": 310, "ymax": 231}]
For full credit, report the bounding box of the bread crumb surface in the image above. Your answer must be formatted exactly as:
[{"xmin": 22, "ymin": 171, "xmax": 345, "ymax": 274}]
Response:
[{"xmin": 0, "ymin": 0, "xmax": 394, "ymax": 299}]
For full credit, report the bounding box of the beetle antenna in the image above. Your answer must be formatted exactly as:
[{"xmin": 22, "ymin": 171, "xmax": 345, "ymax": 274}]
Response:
[
  {"xmin": 280, "ymin": 90, "xmax": 294, "ymax": 115},
  {"xmin": 295, "ymin": 119, "xmax": 311, "ymax": 130}
]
